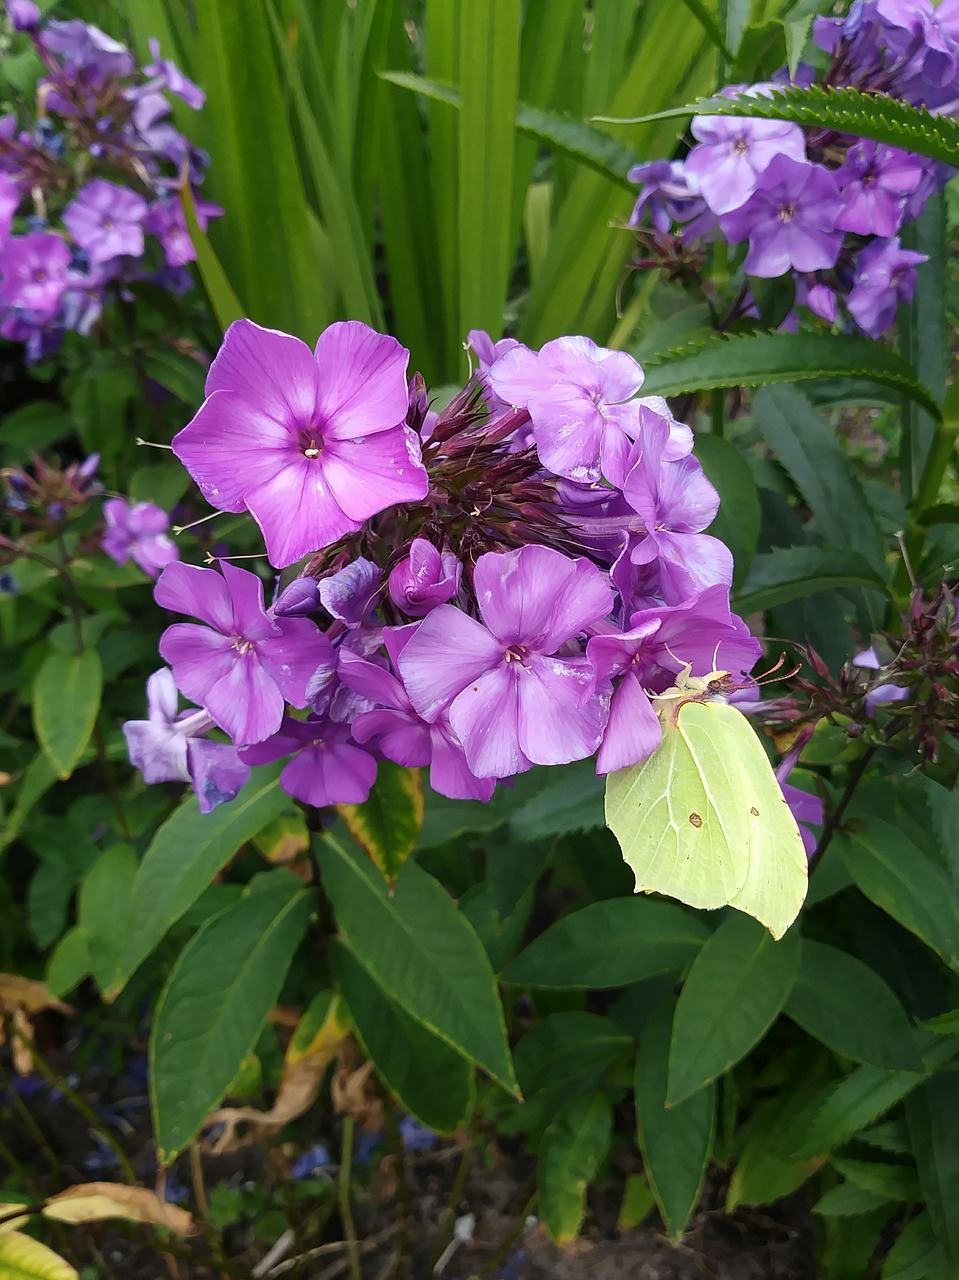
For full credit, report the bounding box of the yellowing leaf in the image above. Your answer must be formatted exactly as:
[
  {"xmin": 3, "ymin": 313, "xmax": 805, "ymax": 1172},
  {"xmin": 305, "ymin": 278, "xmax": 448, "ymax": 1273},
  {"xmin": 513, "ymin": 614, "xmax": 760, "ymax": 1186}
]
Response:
[
  {"xmin": 43, "ymin": 1184, "xmax": 196, "ymax": 1236},
  {"xmin": 0, "ymin": 1231, "xmax": 79, "ymax": 1279},
  {"xmin": 0, "ymin": 1204, "xmax": 30, "ymax": 1235},
  {"xmin": 253, "ymin": 812, "xmax": 310, "ymax": 864},
  {"xmin": 336, "ymin": 762, "xmax": 424, "ymax": 886},
  {"xmin": 286, "ymin": 992, "xmax": 349, "ymax": 1069},
  {"xmin": 0, "ymin": 974, "xmax": 72, "ymax": 1017}
]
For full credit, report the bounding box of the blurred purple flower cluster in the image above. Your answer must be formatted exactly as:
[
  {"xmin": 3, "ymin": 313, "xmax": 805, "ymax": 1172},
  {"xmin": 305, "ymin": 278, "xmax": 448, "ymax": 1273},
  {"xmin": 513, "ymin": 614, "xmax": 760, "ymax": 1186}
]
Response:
[
  {"xmin": 0, "ymin": 1, "xmax": 221, "ymax": 359},
  {"xmin": 126, "ymin": 319, "xmax": 772, "ymax": 816},
  {"xmin": 628, "ymin": 1, "xmax": 959, "ymax": 338}
]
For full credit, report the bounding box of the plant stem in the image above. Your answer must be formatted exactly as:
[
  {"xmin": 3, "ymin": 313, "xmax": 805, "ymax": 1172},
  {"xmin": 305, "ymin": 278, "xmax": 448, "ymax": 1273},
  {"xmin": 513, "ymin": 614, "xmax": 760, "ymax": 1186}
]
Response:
[
  {"xmin": 339, "ymin": 1117, "xmax": 363, "ymax": 1280},
  {"xmin": 809, "ymin": 745, "xmax": 876, "ymax": 872}
]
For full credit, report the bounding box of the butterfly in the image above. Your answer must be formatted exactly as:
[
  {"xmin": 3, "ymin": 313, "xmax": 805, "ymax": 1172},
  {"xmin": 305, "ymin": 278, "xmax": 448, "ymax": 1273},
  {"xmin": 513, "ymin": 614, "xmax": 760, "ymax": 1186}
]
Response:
[{"xmin": 605, "ymin": 667, "xmax": 808, "ymax": 940}]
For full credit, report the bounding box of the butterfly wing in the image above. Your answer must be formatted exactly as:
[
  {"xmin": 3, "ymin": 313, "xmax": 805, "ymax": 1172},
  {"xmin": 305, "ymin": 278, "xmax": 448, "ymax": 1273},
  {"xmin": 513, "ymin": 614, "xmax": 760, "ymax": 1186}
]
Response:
[
  {"xmin": 681, "ymin": 701, "xmax": 808, "ymax": 939},
  {"xmin": 605, "ymin": 707, "xmax": 750, "ymax": 910}
]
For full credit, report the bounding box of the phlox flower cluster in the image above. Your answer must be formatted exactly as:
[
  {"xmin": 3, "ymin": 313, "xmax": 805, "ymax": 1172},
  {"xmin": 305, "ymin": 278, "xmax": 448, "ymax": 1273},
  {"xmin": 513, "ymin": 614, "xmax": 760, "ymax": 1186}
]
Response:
[
  {"xmin": 628, "ymin": 1, "xmax": 959, "ymax": 338},
  {"xmin": 0, "ymin": 1, "xmax": 221, "ymax": 360},
  {"xmin": 127, "ymin": 318, "xmax": 773, "ymax": 818}
]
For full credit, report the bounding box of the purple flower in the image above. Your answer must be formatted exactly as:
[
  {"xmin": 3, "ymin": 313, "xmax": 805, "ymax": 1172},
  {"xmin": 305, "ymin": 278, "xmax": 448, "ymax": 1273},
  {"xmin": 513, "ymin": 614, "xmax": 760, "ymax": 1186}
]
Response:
[
  {"xmin": 6, "ymin": 1, "xmax": 40, "ymax": 32},
  {"xmin": 145, "ymin": 196, "xmax": 222, "ymax": 267},
  {"xmin": 143, "ymin": 38, "xmax": 205, "ymax": 109},
  {"xmin": 156, "ymin": 561, "xmax": 325, "ymax": 745},
  {"xmin": 272, "ymin": 576, "xmax": 321, "ymax": 617},
  {"xmin": 864, "ymin": 682, "xmax": 910, "ymax": 716},
  {"xmin": 847, "ymin": 237, "xmax": 927, "ymax": 338},
  {"xmin": 775, "ymin": 746, "xmax": 823, "ymax": 858},
  {"xmin": 239, "ymin": 715, "xmax": 377, "ymax": 807},
  {"xmin": 123, "ymin": 668, "xmax": 251, "ymax": 813},
  {"xmin": 388, "ymin": 540, "xmax": 461, "ymax": 617},
  {"xmin": 487, "ymin": 336, "xmax": 646, "ymax": 483},
  {"xmin": 877, "ymin": 0, "xmax": 959, "ymax": 89},
  {"xmin": 172, "ymin": 319, "xmax": 428, "ymax": 568},
  {"xmin": 627, "ymin": 160, "xmax": 705, "ymax": 231},
  {"xmin": 397, "ymin": 545, "xmax": 613, "ymax": 779},
  {"xmin": 587, "ymin": 586, "xmax": 760, "ymax": 774},
  {"xmin": 0, "ymin": 174, "xmax": 18, "ymax": 244},
  {"xmin": 101, "ymin": 498, "xmax": 179, "ymax": 577},
  {"xmin": 63, "ymin": 180, "xmax": 148, "ymax": 264},
  {"xmin": 685, "ymin": 115, "xmax": 806, "ymax": 215},
  {"xmin": 398, "ymin": 1114, "xmax": 438, "ymax": 1153},
  {"xmin": 40, "ymin": 19, "xmax": 135, "ymax": 76},
  {"xmin": 319, "ymin": 558, "xmax": 381, "ymax": 628},
  {"xmin": 0, "ymin": 232, "xmax": 71, "ymax": 320},
  {"xmin": 836, "ymin": 141, "xmax": 926, "ymax": 237},
  {"xmin": 721, "ymin": 155, "xmax": 843, "ymax": 277}
]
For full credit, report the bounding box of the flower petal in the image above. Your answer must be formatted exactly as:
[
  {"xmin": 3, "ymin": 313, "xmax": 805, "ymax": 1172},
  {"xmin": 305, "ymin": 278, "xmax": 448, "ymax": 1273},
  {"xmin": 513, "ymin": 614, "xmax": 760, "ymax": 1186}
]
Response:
[
  {"xmin": 155, "ymin": 562, "xmax": 234, "ymax": 632},
  {"xmin": 448, "ymin": 665, "xmax": 531, "ymax": 778},
  {"xmin": 595, "ymin": 671, "xmax": 662, "ymax": 774},
  {"xmin": 517, "ymin": 656, "xmax": 606, "ymax": 766},
  {"xmin": 245, "ymin": 458, "xmax": 361, "ymax": 569},
  {"xmin": 257, "ymin": 617, "xmax": 328, "ymax": 706},
  {"xmin": 473, "ymin": 546, "xmax": 612, "ymax": 650},
  {"xmin": 205, "ymin": 319, "xmax": 320, "ymax": 425},
  {"xmin": 397, "ymin": 607, "xmax": 503, "ymax": 722},
  {"xmin": 323, "ymin": 426, "xmax": 428, "ymax": 520},
  {"xmin": 172, "ymin": 390, "xmax": 293, "ymax": 513},
  {"xmin": 315, "ymin": 322, "xmax": 410, "ymax": 436}
]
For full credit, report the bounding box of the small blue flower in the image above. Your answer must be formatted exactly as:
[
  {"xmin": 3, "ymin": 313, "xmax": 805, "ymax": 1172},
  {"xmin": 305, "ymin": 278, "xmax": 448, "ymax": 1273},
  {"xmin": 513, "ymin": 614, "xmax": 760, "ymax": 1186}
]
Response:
[
  {"xmin": 292, "ymin": 1143, "xmax": 331, "ymax": 1180},
  {"xmin": 398, "ymin": 1114, "xmax": 438, "ymax": 1154},
  {"xmin": 354, "ymin": 1132, "xmax": 383, "ymax": 1165}
]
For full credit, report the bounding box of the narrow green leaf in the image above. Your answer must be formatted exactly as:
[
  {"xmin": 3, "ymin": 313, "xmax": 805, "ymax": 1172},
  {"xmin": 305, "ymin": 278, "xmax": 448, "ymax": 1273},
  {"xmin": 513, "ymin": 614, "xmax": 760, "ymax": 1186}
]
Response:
[
  {"xmin": 899, "ymin": 194, "xmax": 948, "ymax": 501},
  {"xmin": 78, "ymin": 845, "xmax": 138, "ymax": 999},
  {"xmin": 32, "ymin": 650, "xmax": 102, "ymax": 780},
  {"xmin": 0, "ymin": 402, "xmax": 73, "ymax": 463},
  {"xmin": 639, "ymin": 331, "xmax": 941, "ymax": 420},
  {"xmin": 830, "ymin": 1157, "xmax": 920, "ymax": 1202},
  {"xmin": 0, "ymin": 1231, "xmax": 80, "ymax": 1280},
  {"xmin": 504, "ymin": 897, "xmax": 709, "ymax": 989},
  {"xmin": 881, "ymin": 1212, "xmax": 949, "ymax": 1280},
  {"xmin": 180, "ymin": 180, "xmax": 244, "ymax": 332},
  {"xmin": 906, "ymin": 1069, "xmax": 959, "ymax": 1266},
  {"xmin": 336, "ymin": 762, "xmax": 423, "ymax": 887},
  {"xmin": 539, "ymin": 1091, "xmax": 613, "ymax": 1242},
  {"xmin": 0, "ymin": 754, "xmax": 58, "ymax": 854},
  {"xmin": 635, "ymin": 999, "xmax": 715, "ymax": 1240},
  {"xmin": 602, "ymin": 84, "xmax": 959, "ymax": 167},
  {"xmin": 735, "ymin": 546, "xmax": 887, "ymax": 614},
  {"xmin": 678, "ymin": 0, "xmax": 733, "ymax": 59},
  {"xmin": 815, "ymin": 1182, "xmax": 891, "ymax": 1218},
  {"xmin": 785, "ymin": 940, "xmax": 923, "ymax": 1072},
  {"xmin": 330, "ymin": 938, "xmax": 473, "ymax": 1134},
  {"xmin": 752, "ymin": 386, "xmax": 886, "ymax": 575},
  {"xmin": 837, "ymin": 822, "xmax": 959, "ymax": 973},
  {"xmin": 118, "ymin": 766, "xmax": 288, "ymax": 989},
  {"xmin": 668, "ymin": 914, "xmax": 801, "ymax": 1106},
  {"xmin": 320, "ymin": 833, "xmax": 518, "ymax": 1094},
  {"xmin": 151, "ymin": 875, "xmax": 311, "ymax": 1162}
]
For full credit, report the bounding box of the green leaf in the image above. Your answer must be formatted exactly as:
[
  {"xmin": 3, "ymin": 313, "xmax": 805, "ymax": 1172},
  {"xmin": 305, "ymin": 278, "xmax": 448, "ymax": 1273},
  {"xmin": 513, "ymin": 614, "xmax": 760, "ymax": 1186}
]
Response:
[
  {"xmin": 539, "ymin": 1091, "xmax": 613, "ymax": 1243},
  {"xmin": 899, "ymin": 195, "xmax": 948, "ymax": 500},
  {"xmin": 678, "ymin": 0, "xmax": 733, "ymax": 59},
  {"xmin": 77, "ymin": 845, "xmax": 138, "ymax": 998},
  {"xmin": 837, "ymin": 822, "xmax": 959, "ymax": 973},
  {"xmin": 752, "ymin": 386, "xmax": 886, "ymax": 575},
  {"xmin": 906, "ymin": 1070, "xmax": 959, "ymax": 1266},
  {"xmin": 882, "ymin": 1212, "xmax": 949, "ymax": 1280},
  {"xmin": 151, "ymin": 874, "xmax": 311, "ymax": 1162},
  {"xmin": 378, "ymin": 72, "xmax": 642, "ymax": 190},
  {"xmin": 815, "ymin": 1182, "xmax": 891, "ymax": 1217},
  {"xmin": 503, "ymin": 896, "xmax": 709, "ymax": 989},
  {"xmin": 694, "ymin": 434, "xmax": 761, "ymax": 588},
  {"xmin": 117, "ymin": 767, "xmax": 288, "ymax": 991},
  {"xmin": 320, "ymin": 833, "xmax": 517, "ymax": 1094},
  {"xmin": 140, "ymin": 348, "xmax": 207, "ymax": 407},
  {"xmin": 668, "ymin": 914, "xmax": 801, "ymax": 1105},
  {"xmin": 0, "ymin": 402, "xmax": 73, "ymax": 464},
  {"xmin": 605, "ymin": 84, "xmax": 959, "ymax": 167},
  {"xmin": 330, "ymin": 938, "xmax": 473, "ymax": 1133},
  {"xmin": 505, "ymin": 758, "xmax": 605, "ymax": 842},
  {"xmin": 735, "ymin": 546, "xmax": 887, "ymax": 614},
  {"xmin": 0, "ymin": 754, "xmax": 58, "ymax": 854},
  {"xmin": 0, "ymin": 1231, "xmax": 79, "ymax": 1280},
  {"xmin": 784, "ymin": 940, "xmax": 923, "ymax": 1071},
  {"xmin": 831, "ymin": 1157, "xmax": 920, "ymax": 1202},
  {"xmin": 635, "ymin": 998, "xmax": 715, "ymax": 1240},
  {"xmin": 336, "ymin": 762, "xmax": 423, "ymax": 887},
  {"xmin": 639, "ymin": 331, "xmax": 941, "ymax": 420},
  {"xmin": 45, "ymin": 927, "xmax": 92, "ymax": 1001},
  {"xmin": 180, "ymin": 180, "xmax": 244, "ymax": 331},
  {"xmin": 32, "ymin": 650, "xmax": 102, "ymax": 780}
]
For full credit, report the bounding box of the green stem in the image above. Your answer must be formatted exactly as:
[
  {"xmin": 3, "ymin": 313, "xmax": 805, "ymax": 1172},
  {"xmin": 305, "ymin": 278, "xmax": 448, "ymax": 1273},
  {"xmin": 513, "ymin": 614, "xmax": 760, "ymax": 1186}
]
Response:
[{"xmin": 339, "ymin": 1116, "xmax": 363, "ymax": 1280}]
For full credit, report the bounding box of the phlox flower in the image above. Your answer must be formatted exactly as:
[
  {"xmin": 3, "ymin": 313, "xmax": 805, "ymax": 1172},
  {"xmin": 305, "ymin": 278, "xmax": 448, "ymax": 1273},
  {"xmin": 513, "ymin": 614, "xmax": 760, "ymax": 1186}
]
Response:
[
  {"xmin": 318, "ymin": 558, "xmax": 381, "ymax": 628},
  {"xmin": 172, "ymin": 319, "xmax": 428, "ymax": 568},
  {"xmin": 0, "ymin": 232, "xmax": 71, "ymax": 320},
  {"xmin": 0, "ymin": 175, "xmax": 18, "ymax": 243},
  {"xmin": 487, "ymin": 336, "xmax": 646, "ymax": 483},
  {"xmin": 239, "ymin": 715, "xmax": 377, "ymax": 808},
  {"xmin": 388, "ymin": 539, "xmax": 461, "ymax": 617},
  {"xmin": 775, "ymin": 743, "xmax": 824, "ymax": 858},
  {"xmin": 156, "ymin": 560, "xmax": 325, "ymax": 745},
  {"xmin": 101, "ymin": 498, "xmax": 178, "ymax": 577},
  {"xmin": 685, "ymin": 115, "xmax": 806, "ymax": 215},
  {"xmin": 836, "ymin": 141, "xmax": 926, "ymax": 238},
  {"xmin": 721, "ymin": 154, "xmax": 843, "ymax": 277},
  {"xmin": 63, "ymin": 180, "xmax": 148, "ymax": 264},
  {"xmin": 847, "ymin": 237, "xmax": 926, "ymax": 339},
  {"xmin": 398, "ymin": 545, "xmax": 613, "ymax": 778}
]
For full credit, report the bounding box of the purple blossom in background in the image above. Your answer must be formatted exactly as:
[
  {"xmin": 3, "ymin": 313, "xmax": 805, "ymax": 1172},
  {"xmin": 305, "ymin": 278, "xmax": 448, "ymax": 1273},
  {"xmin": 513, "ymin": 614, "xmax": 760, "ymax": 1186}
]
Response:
[
  {"xmin": 292, "ymin": 1144, "xmax": 331, "ymax": 1180},
  {"xmin": 239, "ymin": 715, "xmax": 377, "ymax": 807},
  {"xmin": 0, "ymin": 233, "xmax": 71, "ymax": 319},
  {"xmin": 41, "ymin": 20, "xmax": 136, "ymax": 77},
  {"xmin": 398, "ymin": 1114, "xmax": 438, "ymax": 1153},
  {"xmin": 173, "ymin": 319, "xmax": 427, "ymax": 567},
  {"xmin": 156, "ymin": 561, "xmax": 324, "ymax": 745},
  {"xmin": 143, "ymin": 38, "xmax": 205, "ymax": 109},
  {"xmin": 721, "ymin": 154, "xmax": 843, "ymax": 276},
  {"xmin": 836, "ymin": 141, "xmax": 926, "ymax": 237},
  {"xmin": 626, "ymin": 160, "xmax": 705, "ymax": 231},
  {"xmin": 101, "ymin": 498, "xmax": 179, "ymax": 577},
  {"xmin": 775, "ymin": 745, "xmax": 824, "ymax": 858},
  {"xmin": 488, "ymin": 336, "xmax": 647, "ymax": 483},
  {"xmin": 123, "ymin": 668, "xmax": 250, "ymax": 813},
  {"xmin": 0, "ymin": 175, "xmax": 17, "ymax": 242},
  {"xmin": 388, "ymin": 540, "xmax": 462, "ymax": 617},
  {"xmin": 7, "ymin": 1, "xmax": 40, "ymax": 32},
  {"xmin": 399, "ymin": 545, "xmax": 613, "ymax": 778},
  {"xmin": 62, "ymin": 180, "xmax": 148, "ymax": 264},
  {"xmin": 847, "ymin": 237, "xmax": 926, "ymax": 338},
  {"xmin": 685, "ymin": 115, "xmax": 806, "ymax": 214}
]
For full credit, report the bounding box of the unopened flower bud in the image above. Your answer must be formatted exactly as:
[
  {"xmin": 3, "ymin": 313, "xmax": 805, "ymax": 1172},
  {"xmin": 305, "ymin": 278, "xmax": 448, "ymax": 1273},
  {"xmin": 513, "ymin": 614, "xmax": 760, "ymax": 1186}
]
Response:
[
  {"xmin": 272, "ymin": 576, "xmax": 320, "ymax": 617},
  {"xmin": 388, "ymin": 539, "xmax": 461, "ymax": 617}
]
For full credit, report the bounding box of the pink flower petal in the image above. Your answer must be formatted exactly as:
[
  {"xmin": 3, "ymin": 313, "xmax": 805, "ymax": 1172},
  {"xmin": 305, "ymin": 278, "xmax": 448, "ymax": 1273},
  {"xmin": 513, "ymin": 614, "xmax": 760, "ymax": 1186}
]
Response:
[
  {"xmin": 257, "ymin": 618, "xmax": 329, "ymax": 707},
  {"xmin": 172, "ymin": 390, "xmax": 292, "ymax": 513},
  {"xmin": 473, "ymin": 547, "xmax": 613, "ymax": 651},
  {"xmin": 595, "ymin": 672, "xmax": 662, "ymax": 774},
  {"xmin": 155, "ymin": 562, "xmax": 234, "ymax": 633},
  {"xmin": 517, "ymin": 656, "xmax": 606, "ymax": 765},
  {"xmin": 449, "ymin": 665, "xmax": 531, "ymax": 778},
  {"xmin": 245, "ymin": 459, "xmax": 362, "ymax": 568},
  {"xmin": 315, "ymin": 322, "xmax": 409, "ymax": 436},
  {"xmin": 322, "ymin": 427, "xmax": 428, "ymax": 521},
  {"xmin": 205, "ymin": 319, "xmax": 320, "ymax": 425},
  {"xmin": 398, "ymin": 607, "xmax": 502, "ymax": 722}
]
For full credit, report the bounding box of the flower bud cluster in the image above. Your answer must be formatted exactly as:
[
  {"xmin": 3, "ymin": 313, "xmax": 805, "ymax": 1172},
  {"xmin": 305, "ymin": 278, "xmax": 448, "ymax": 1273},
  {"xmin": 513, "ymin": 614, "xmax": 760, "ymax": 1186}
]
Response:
[
  {"xmin": 126, "ymin": 319, "xmax": 764, "ymax": 815},
  {"xmin": 0, "ymin": 2, "xmax": 221, "ymax": 360},
  {"xmin": 628, "ymin": 1, "xmax": 957, "ymax": 338}
]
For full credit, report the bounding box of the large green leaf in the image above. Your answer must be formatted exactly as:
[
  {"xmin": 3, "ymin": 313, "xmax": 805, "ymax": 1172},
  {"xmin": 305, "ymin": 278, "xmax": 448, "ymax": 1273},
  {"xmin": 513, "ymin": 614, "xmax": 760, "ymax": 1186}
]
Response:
[
  {"xmin": 639, "ymin": 331, "xmax": 941, "ymax": 419},
  {"xmin": 77, "ymin": 845, "xmax": 138, "ymax": 998},
  {"xmin": 320, "ymin": 833, "xmax": 517, "ymax": 1094},
  {"xmin": 899, "ymin": 195, "xmax": 948, "ymax": 501},
  {"xmin": 503, "ymin": 897, "xmax": 708, "ymax": 989},
  {"xmin": 694, "ymin": 434, "xmax": 761, "ymax": 588},
  {"xmin": 608, "ymin": 84, "xmax": 959, "ymax": 167},
  {"xmin": 635, "ymin": 999, "xmax": 715, "ymax": 1240},
  {"xmin": 32, "ymin": 650, "xmax": 102, "ymax": 780},
  {"xmin": 539, "ymin": 1091, "xmax": 613, "ymax": 1242},
  {"xmin": 151, "ymin": 873, "xmax": 311, "ymax": 1162},
  {"xmin": 336, "ymin": 762, "xmax": 423, "ymax": 888},
  {"xmin": 881, "ymin": 1212, "xmax": 950, "ymax": 1280},
  {"xmin": 668, "ymin": 914, "xmax": 801, "ymax": 1105},
  {"xmin": 785, "ymin": 940, "xmax": 922, "ymax": 1072},
  {"xmin": 906, "ymin": 1069, "xmax": 959, "ymax": 1267},
  {"xmin": 116, "ymin": 766, "xmax": 288, "ymax": 992},
  {"xmin": 330, "ymin": 938, "xmax": 473, "ymax": 1134},
  {"xmin": 734, "ymin": 546, "xmax": 887, "ymax": 614},
  {"xmin": 837, "ymin": 823, "xmax": 959, "ymax": 974}
]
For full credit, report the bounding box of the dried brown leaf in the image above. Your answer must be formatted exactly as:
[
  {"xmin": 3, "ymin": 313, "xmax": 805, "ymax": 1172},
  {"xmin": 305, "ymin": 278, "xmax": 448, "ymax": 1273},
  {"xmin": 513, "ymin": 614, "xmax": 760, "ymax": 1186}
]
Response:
[{"xmin": 43, "ymin": 1184, "xmax": 196, "ymax": 1236}]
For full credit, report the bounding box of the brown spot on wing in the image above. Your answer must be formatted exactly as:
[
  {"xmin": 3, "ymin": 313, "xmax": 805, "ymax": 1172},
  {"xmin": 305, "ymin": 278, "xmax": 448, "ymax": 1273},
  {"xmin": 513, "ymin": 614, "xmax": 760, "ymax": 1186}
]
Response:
[{"xmin": 688, "ymin": 813, "xmax": 703, "ymax": 828}]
